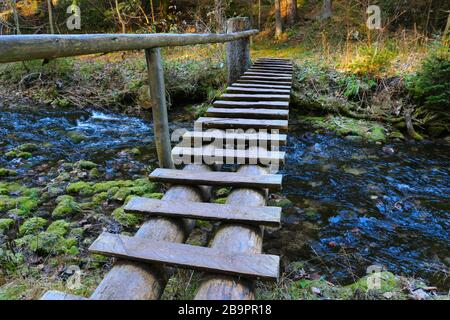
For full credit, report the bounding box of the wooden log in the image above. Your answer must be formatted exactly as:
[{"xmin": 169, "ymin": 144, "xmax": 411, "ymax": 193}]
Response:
[
  {"xmin": 124, "ymin": 197, "xmax": 281, "ymax": 227},
  {"xmin": 244, "ymin": 71, "xmax": 293, "ymax": 78},
  {"xmin": 213, "ymin": 100, "xmax": 289, "ymax": 109},
  {"xmin": 220, "ymin": 93, "xmax": 290, "ymax": 101},
  {"xmin": 149, "ymin": 168, "xmax": 283, "ymax": 190},
  {"xmin": 195, "ymin": 117, "xmax": 289, "ymax": 132},
  {"xmin": 226, "ymin": 17, "xmax": 251, "ymax": 84},
  {"xmin": 89, "ymin": 164, "xmax": 211, "ymax": 300},
  {"xmin": 0, "ymin": 30, "xmax": 258, "ymax": 63},
  {"xmin": 145, "ymin": 48, "xmax": 174, "ymax": 169},
  {"xmin": 89, "ymin": 232, "xmax": 280, "ymax": 280},
  {"xmin": 194, "ymin": 165, "xmax": 268, "ymax": 300},
  {"xmin": 171, "ymin": 146, "xmax": 286, "ymax": 165},
  {"xmin": 206, "ymin": 107, "xmax": 289, "ymax": 119}
]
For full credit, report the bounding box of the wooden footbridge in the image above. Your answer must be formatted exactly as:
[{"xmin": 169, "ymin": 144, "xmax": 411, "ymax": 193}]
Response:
[{"xmin": 1, "ymin": 17, "xmax": 293, "ymax": 300}]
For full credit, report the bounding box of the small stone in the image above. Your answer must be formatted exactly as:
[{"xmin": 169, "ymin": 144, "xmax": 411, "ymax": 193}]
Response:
[{"xmin": 311, "ymin": 287, "xmax": 321, "ymax": 295}]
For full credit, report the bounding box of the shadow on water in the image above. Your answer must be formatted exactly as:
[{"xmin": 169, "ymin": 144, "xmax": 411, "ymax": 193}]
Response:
[{"xmin": 1, "ymin": 105, "xmax": 449, "ymax": 288}]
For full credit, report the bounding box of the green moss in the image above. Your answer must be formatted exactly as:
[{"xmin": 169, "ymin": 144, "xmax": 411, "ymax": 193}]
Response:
[
  {"xmin": 66, "ymin": 181, "xmax": 94, "ymax": 196},
  {"xmin": 389, "ymin": 131, "xmax": 405, "ymax": 140},
  {"xmin": 52, "ymin": 197, "xmax": 81, "ymax": 218},
  {"xmin": 142, "ymin": 192, "xmax": 164, "ymax": 199},
  {"xmin": 46, "ymin": 220, "xmax": 70, "ymax": 237},
  {"xmin": 68, "ymin": 227, "xmax": 84, "ymax": 238},
  {"xmin": 215, "ymin": 187, "xmax": 231, "ymax": 197},
  {"xmin": 67, "ymin": 132, "xmax": 87, "ymax": 143},
  {"xmin": 17, "ymin": 143, "xmax": 38, "ymax": 152},
  {"xmin": 0, "ymin": 194, "xmax": 39, "ymax": 217},
  {"xmin": 0, "ymin": 218, "xmax": 14, "ymax": 234},
  {"xmin": 112, "ymin": 207, "xmax": 141, "ymax": 228},
  {"xmin": 347, "ymin": 272, "xmax": 400, "ymax": 294},
  {"xmin": 19, "ymin": 217, "xmax": 47, "ymax": 236},
  {"xmin": 15, "ymin": 232, "xmax": 78, "ymax": 255},
  {"xmin": 268, "ymin": 197, "xmax": 293, "ymax": 208},
  {"xmin": 212, "ymin": 197, "xmax": 227, "ymax": 204},
  {"xmin": 75, "ymin": 160, "xmax": 97, "ymax": 170},
  {"xmin": 368, "ymin": 127, "xmax": 386, "ymax": 142},
  {"xmin": 92, "ymin": 192, "xmax": 108, "ymax": 204},
  {"xmin": 0, "ymin": 168, "xmax": 16, "ymax": 177},
  {"xmin": 89, "ymin": 168, "xmax": 100, "ymax": 178},
  {"xmin": 6, "ymin": 150, "xmax": 32, "ymax": 159}
]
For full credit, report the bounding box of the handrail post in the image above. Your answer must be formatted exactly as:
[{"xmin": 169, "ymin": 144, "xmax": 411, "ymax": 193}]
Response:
[
  {"xmin": 145, "ymin": 47, "xmax": 174, "ymax": 169},
  {"xmin": 226, "ymin": 17, "xmax": 252, "ymax": 85}
]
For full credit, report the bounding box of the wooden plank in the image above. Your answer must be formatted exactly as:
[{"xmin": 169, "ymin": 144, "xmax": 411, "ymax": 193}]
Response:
[
  {"xmin": 195, "ymin": 117, "xmax": 289, "ymax": 132},
  {"xmin": 220, "ymin": 93, "xmax": 290, "ymax": 101},
  {"xmin": 124, "ymin": 197, "xmax": 281, "ymax": 227},
  {"xmin": 249, "ymin": 67, "xmax": 293, "ymax": 74},
  {"xmin": 41, "ymin": 291, "xmax": 87, "ymax": 300},
  {"xmin": 232, "ymin": 83, "xmax": 291, "ymax": 90},
  {"xmin": 213, "ymin": 100, "xmax": 289, "ymax": 109},
  {"xmin": 236, "ymin": 79, "xmax": 292, "ymax": 85},
  {"xmin": 171, "ymin": 146, "xmax": 286, "ymax": 165},
  {"xmin": 206, "ymin": 107, "xmax": 289, "ymax": 119},
  {"xmin": 226, "ymin": 86, "xmax": 290, "ymax": 94},
  {"xmin": 240, "ymin": 75, "xmax": 292, "ymax": 82},
  {"xmin": 181, "ymin": 130, "xmax": 287, "ymax": 146},
  {"xmin": 252, "ymin": 63, "xmax": 292, "ymax": 68},
  {"xmin": 245, "ymin": 71, "xmax": 293, "ymax": 78},
  {"xmin": 89, "ymin": 232, "xmax": 280, "ymax": 280},
  {"xmin": 149, "ymin": 168, "xmax": 283, "ymax": 190}
]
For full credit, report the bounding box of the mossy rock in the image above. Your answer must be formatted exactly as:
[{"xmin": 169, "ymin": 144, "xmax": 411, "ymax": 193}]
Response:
[
  {"xmin": 268, "ymin": 198, "xmax": 293, "ymax": 208},
  {"xmin": 368, "ymin": 127, "xmax": 386, "ymax": 143},
  {"xmin": 0, "ymin": 168, "xmax": 16, "ymax": 177},
  {"xmin": 46, "ymin": 220, "xmax": 70, "ymax": 237},
  {"xmin": 66, "ymin": 181, "xmax": 94, "ymax": 196},
  {"xmin": 112, "ymin": 207, "xmax": 141, "ymax": 228},
  {"xmin": 0, "ymin": 218, "xmax": 15, "ymax": 234},
  {"xmin": 0, "ymin": 195, "xmax": 39, "ymax": 217},
  {"xmin": 92, "ymin": 192, "xmax": 109, "ymax": 205},
  {"xmin": 17, "ymin": 143, "xmax": 38, "ymax": 152},
  {"xmin": 19, "ymin": 217, "xmax": 47, "ymax": 236},
  {"xmin": 347, "ymin": 272, "xmax": 401, "ymax": 294},
  {"xmin": 75, "ymin": 160, "xmax": 97, "ymax": 170},
  {"xmin": 88, "ymin": 168, "xmax": 100, "ymax": 178},
  {"xmin": 67, "ymin": 132, "xmax": 87, "ymax": 143},
  {"xmin": 215, "ymin": 187, "xmax": 231, "ymax": 197},
  {"xmin": 15, "ymin": 232, "xmax": 78, "ymax": 255},
  {"xmin": 52, "ymin": 197, "xmax": 81, "ymax": 218},
  {"xmin": 5, "ymin": 150, "xmax": 32, "ymax": 159}
]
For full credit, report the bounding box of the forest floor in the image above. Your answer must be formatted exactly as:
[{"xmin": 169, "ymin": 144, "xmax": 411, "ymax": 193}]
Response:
[{"xmin": 0, "ymin": 32, "xmax": 449, "ymax": 299}]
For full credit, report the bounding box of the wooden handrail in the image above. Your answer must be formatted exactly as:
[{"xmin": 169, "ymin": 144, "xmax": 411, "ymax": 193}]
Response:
[{"xmin": 0, "ymin": 30, "xmax": 258, "ymax": 63}]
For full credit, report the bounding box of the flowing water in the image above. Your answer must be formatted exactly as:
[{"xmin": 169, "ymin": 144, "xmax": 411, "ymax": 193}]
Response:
[{"xmin": 1, "ymin": 105, "xmax": 449, "ymax": 288}]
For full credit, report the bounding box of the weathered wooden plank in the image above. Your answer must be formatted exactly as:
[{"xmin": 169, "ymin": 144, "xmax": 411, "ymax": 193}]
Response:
[
  {"xmin": 220, "ymin": 93, "xmax": 290, "ymax": 101},
  {"xmin": 41, "ymin": 291, "xmax": 87, "ymax": 300},
  {"xmin": 149, "ymin": 168, "xmax": 283, "ymax": 190},
  {"xmin": 232, "ymin": 83, "xmax": 291, "ymax": 90},
  {"xmin": 236, "ymin": 79, "xmax": 292, "ymax": 85},
  {"xmin": 249, "ymin": 68, "xmax": 293, "ymax": 74},
  {"xmin": 181, "ymin": 130, "xmax": 287, "ymax": 146},
  {"xmin": 89, "ymin": 232, "xmax": 280, "ymax": 280},
  {"xmin": 240, "ymin": 76, "xmax": 292, "ymax": 82},
  {"xmin": 195, "ymin": 117, "xmax": 289, "ymax": 132},
  {"xmin": 213, "ymin": 100, "xmax": 289, "ymax": 109},
  {"xmin": 124, "ymin": 197, "xmax": 281, "ymax": 227},
  {"xmin": 244, "ymin": 71, "xmax": 293, "ymax": 78},
  {"xmin": 226, "ymin": 86, "xmax": 290, "ymax": 94},
  {"xmin": 171, "ymin": 146, "xmax": 286, "ymax": 165},
  {"xmin": 252, "ymin": 63, "xmax": 293, "ymax": 69},
  {"xmin": 206, "ymin": 107, "xmax": 289, "ymax": 119}
]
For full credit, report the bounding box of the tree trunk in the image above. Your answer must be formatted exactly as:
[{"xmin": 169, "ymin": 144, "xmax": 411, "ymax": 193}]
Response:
[
  {"xmin": 318, "ymin": 0, "xmax": 332, "ymax": 20},
  {"xmin": 215, "ymin": 0, "xmax": 224, "ymax": 33},
  {"xmin": 275, "ymin": 0, "xmax": 283, "ymax": 39},
  {"xmin": 286, "ymin": 0, "xmax": 297, "ymax": 26},
  {"xmin": 8, "ymin": 0, "xmax": 21, "ymax": 34},
  {"xmin": 46, "ymin": 0, "xmax": 55, "ymax": 34},
  {"xmin": 258, "ymin": 0, "xmax": 261, "ymax": 30}
]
